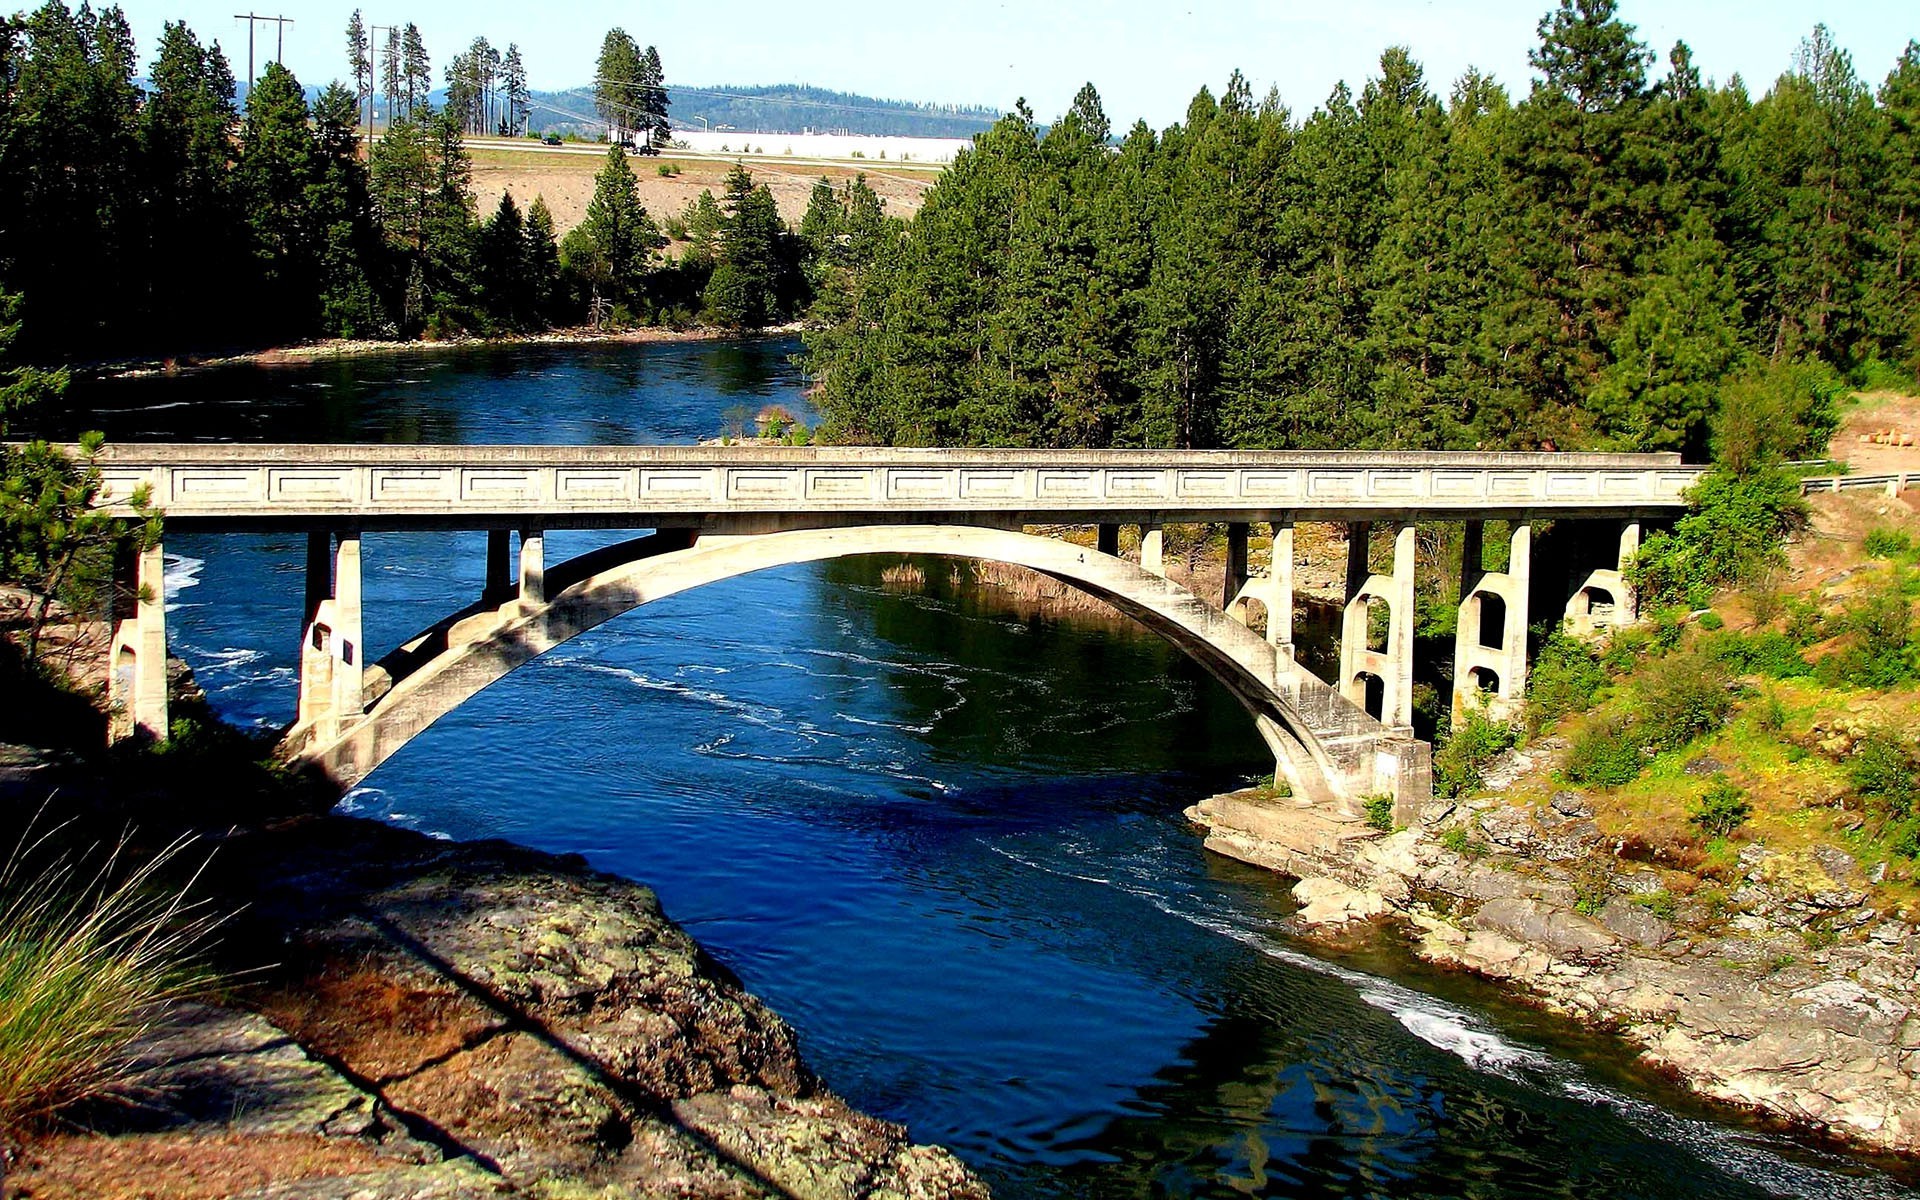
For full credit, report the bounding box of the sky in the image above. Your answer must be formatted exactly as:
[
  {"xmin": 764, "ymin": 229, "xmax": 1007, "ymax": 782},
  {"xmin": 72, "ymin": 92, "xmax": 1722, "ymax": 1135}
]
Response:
[{"xmin": 124, "ymin": 0, "xmax": 1917, "ymax": 129}]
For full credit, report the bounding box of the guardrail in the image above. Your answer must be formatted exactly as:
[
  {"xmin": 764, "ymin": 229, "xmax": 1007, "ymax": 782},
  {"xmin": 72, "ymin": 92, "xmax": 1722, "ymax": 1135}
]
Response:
[{"xmin": 1799, "ymin": 471, "xmax": 1917, "ymax": 496}]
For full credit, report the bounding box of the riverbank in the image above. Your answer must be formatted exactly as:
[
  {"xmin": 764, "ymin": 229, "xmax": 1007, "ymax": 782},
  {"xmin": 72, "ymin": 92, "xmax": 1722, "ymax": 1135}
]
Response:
[
  {"xmin": 0, "ymin": 607, "xmax": 989, "ymax": 1199},
  {"xmin": 95, "ymin": 322, "xmax": 804, "ymax": 381},
  {"xmin": 1190, "ymin": 487, "xmax": 1920, "ymax": 1160}
]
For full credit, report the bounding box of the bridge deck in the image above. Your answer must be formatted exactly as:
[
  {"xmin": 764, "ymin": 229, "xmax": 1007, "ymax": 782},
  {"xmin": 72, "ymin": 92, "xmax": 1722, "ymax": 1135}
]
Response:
[{"xmin": 90, "ymin": 445, "xmax": 1700, "ymax": 528}]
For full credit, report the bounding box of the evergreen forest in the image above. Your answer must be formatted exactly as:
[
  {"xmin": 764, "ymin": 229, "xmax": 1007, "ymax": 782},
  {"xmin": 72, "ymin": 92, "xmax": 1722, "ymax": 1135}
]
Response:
[
  {"xmin": 0, "ymin": 3, "xmax": 821, "ymax": 364},
  {"xmin": 803, "ymin": 2, "xmax": 1920, "ymax": 459}
]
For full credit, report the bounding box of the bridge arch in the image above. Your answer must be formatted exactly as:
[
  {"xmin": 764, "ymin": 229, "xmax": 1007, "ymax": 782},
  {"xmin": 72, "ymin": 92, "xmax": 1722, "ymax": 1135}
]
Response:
[{"xmin": 297, "ymin": 524, "xmax": 1354, "ymax": 803}]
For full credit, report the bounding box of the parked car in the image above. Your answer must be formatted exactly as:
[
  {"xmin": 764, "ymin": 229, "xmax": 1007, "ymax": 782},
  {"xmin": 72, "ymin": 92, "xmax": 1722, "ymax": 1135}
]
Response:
[{"xmin": 541, "ymin": 134, "xmax": 563, "ymax": 146}]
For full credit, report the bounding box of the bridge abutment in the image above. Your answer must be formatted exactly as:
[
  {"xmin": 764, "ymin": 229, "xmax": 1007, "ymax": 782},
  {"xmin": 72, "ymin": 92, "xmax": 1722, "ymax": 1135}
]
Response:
[{"xmin": 295, "ymin": 532, "xmax": 365, "ymax": 747}]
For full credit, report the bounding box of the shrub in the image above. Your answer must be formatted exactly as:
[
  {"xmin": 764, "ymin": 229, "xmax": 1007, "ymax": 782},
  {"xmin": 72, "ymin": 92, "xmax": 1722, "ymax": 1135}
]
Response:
[
  {"xmin": 1363, "ymin": 794, "xmax": 1395, "ymax": 832},
  {"xmin": 0, "ymin": 830, "xmax": 219, "ymax": 1143},
  {"xmin": 1439, "ymin": 826, "xmax": 1487, "ymax": 857},
  {"xmin": 1634, "ymin": 649, "xmax": 1733, "ymax": 752},
  {"xmin": 1707, "ymin": 630, "xmax": 1811, "ymax": 678},
  {"xmin": 1697, "ymin": 611, "xmax": 1724, "ymax": 631},
  {"xmin": 1628, "ymin": 467, "xmax": 1808, "ymax": 609},
  {"xmin": 1689, "ymin": 777, "xmax": 1751, "ymax": 838},
  {"xmin": 1783, "ymin": 595, "xmax": 1825, "ymax": 646},
  {"xmin": 1755, "ymin": 688, "xmax": 1787, "ymax": 732},
  {"xmin": 1433, "ymin": 705, "xmax": 1518, "ymax": 798},
  {"xmin": 1815, "ymin": 579, "xmax": 1918, "ymax": 689},
  {"xmin": 1526, "ymin": 633, "xmax": 1608, "ymax": 732},
  {"xmin": 1865, "ymin": 528, "xmax": 1914, "ymax": 559},
  {"xmin": 1849, "ymin": 730, "xmax": 1920, "ymax": 820},
  {"xmin": 1710, "ymin": 358, "xmax": 1845, "ymax": 475},
  {"xmin": 1566, "ymin": 716, "xmax": 1645, "ymax": 787}
]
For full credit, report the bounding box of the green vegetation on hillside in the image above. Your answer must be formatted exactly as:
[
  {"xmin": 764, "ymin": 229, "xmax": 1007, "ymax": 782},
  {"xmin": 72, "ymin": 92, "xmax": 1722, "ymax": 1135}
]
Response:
[{"xmin": 803, "ymin": 3, "xmax": 1920, "ymax": 453}]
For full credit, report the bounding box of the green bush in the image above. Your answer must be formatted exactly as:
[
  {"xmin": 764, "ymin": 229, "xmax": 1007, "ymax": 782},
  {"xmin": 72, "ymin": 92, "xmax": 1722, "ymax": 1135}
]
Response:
[
  {"xmin": 1697, "ymin": 611, "xmax": 1724, "ymax": 631},
  {"xmin": 1526, "ymin": 633, "xmax": 1608, "ymax": 732},
  {"xmin": 0, "ymin": 831, "xmax": 219, "ymax": 1142},
  {"xmin": 1566, "ymin": 716, "xmax": 1645, "ymax": 787},
  {"xmin": 1634, "ymin": 649, "xmax": 1733, "ymax": 752},
  {"xmin": 1433, "ymin": 706, "xmax": 1518, "ymax": 798},
  {"xmin": 1363, "ymin": 794, "xmax": 1395, "ymax": 832},
  {"xmin": 1865, "ymin": 528, "xmax": 1914, "ymax": 559},
  {"xmin": 1849, "ymin": 730, "xmax": 1920, "ymax": 820},
  {"xmin": 1783, "ymin": 595, "xmax": 1825, "ymax": 646},
  {"xmin": 1707, "ymin": 630, "xmax": 1812, "ymax": 678},
  {"xmin": 1815, "ymin": 580, "xmax": 1918, "ymax": 689},
  {"xmin": 1628, "ymin": 467, "xmax": 1808, "ymax": 609},
  {"xmin": 1439, "ymin": 826, "xmax": 1487, "ymax": 857},
  {"xmin": 1710, "ymin": 358, "xmax": 1845, "ymax": 475},
  {"xmin": 1688, "ymin": 777, "xmax": 1751, "ymax": 838}
]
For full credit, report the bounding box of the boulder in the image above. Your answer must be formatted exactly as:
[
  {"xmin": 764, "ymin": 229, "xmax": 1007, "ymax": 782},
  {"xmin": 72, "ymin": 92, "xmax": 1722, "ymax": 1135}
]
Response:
[{"xmin": 1472, "ymin": 897, "xmax": 1622, "ymax": 966}]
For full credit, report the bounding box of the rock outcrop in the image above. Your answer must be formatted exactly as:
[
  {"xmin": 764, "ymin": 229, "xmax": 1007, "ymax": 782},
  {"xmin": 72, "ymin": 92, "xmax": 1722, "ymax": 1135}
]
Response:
[
  {"xmin": 1189, "ymin": 788, "xmax": 1920, "ymax": 1157},
  {"xmin": 8, "ymin": 814, "xmax": 990, "ymax": 1200}
]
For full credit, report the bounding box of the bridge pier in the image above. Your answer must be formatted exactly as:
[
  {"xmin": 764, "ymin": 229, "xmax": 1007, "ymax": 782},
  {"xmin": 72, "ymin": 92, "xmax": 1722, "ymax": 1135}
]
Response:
[
  {"xmin": 297, "ymin": 533, "xmax": 364, "ymax": 745},
  {"xmin": 1453, "ymin": 521, "xmax": 1532, "ymax": 723},
  {"xmin": 1139, "ymin": 524, "xmax": 1165, "ymax": 576},
  {"xmin": 107, "ymin": 541, "xmax": 169, "ymax": 743},
  {"xmin": 518, "ymin": 526, "xmax": 545, "ymax": 608},
  {"xmin": 1222, "ymin": 522, "xmax": 1249, "ymax": 615},
  {"xmin": 1267, "ymin": 520, "xmax": 1295, "ymax": 664},
  {"xmin": 1339, "ymin": 521, "xmax": 1415, "ymax": 733},
  {"xmin": 484, "ymin": 529, "xmax": 513, "ymax": 604},
  {"xmin": 1564, "ymin": 520, "xmax": 1641, "ymax": 639}
]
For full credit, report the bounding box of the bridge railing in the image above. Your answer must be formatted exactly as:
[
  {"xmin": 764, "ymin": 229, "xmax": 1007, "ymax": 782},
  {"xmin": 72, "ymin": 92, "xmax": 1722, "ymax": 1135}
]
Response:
[{"xmin": 79, "ymin": 444, "xmax": 1703, "ymax": 524}]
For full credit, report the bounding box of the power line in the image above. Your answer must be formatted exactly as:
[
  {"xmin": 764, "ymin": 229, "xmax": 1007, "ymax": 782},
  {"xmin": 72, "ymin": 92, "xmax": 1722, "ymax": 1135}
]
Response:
[{"xmin": 232, "ymin": 12, "xmax": 292, "ymax": 86}]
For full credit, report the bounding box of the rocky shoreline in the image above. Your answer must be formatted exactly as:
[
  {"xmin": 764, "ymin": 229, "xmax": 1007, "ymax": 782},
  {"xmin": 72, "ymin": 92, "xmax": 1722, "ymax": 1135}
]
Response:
[
  {"xmin": 0, "ymin": 732, "xmax": 988, "ymax": 1198},
  {"xmin": 1189, "ymin": 764, "xmax": 1920, "ymax": 1158}
]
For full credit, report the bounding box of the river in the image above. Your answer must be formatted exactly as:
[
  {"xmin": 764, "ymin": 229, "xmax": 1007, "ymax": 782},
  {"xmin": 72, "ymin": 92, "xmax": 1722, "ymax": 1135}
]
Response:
[{"xmin": 59, "ymin": 339, "xmax": 1920, "ymax": 1199}]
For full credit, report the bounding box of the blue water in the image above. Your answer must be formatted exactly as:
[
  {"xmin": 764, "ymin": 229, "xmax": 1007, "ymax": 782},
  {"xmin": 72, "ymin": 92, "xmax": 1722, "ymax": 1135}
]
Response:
[{"xmin": 68, "ymin": 340, "xmax": 1920, "ymax": 1198}]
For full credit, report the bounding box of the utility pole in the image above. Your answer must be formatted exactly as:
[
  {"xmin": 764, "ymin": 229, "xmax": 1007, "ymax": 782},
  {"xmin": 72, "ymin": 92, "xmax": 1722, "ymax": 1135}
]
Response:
[
  {"xmin": 369, "ymin": 23, "xmax": 396, "ymax": 152},
  {"xmin": 232, "ymin": 13, "xmax": 293, "ymax": 88}
]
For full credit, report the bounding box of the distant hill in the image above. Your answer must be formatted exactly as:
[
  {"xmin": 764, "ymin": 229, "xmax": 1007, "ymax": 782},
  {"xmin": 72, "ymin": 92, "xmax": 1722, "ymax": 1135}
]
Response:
[{"xmin": 526, "ymin": 83, "xmax": 1002, "ymax": 140}]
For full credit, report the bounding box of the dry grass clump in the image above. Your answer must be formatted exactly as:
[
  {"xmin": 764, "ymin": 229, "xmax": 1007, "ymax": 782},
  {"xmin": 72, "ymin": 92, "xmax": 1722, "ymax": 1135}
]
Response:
[
  {"xmin": 0, "ymin": 822, "xmax": 220, "ymax": 1146},
  {"xmin": 878, "ymin": 561, "xmax": 927, "ymax": 590}
]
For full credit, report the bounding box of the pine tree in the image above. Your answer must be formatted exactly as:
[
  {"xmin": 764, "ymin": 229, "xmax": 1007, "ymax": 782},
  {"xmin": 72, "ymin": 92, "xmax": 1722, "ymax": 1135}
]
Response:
[
  {"xmin": 704, "ymin": 165, "xmax": 790, "ymax": 329},
  {"xmin": 235, "ymin": 62, "xmax": 318, "ymax": 337},
  {"xmin": 568, "ymin": 145, "xmax": 660, "ymax": 310},
  {"xmin": 139, "ymin": 20, "xmax": 242, "ymax": 347},
  {"xmin": 639, "ymin": 45, "xmax": 670, "ymax": 147},
  {"xmin": 476, "ymin": 191, "xmax": 529, "ymax": 329},
  {"xmin": 401, "ymin": 23, "xmax": 431, "ymax": 119},
  {"xmin": 523, "ymin": 195, "xmax": 561, "ymax": 321},
  {"xmin": 1868, "ymin": 41, "xmax": 1920, "ymax": 375},
  {"xmin": 309, "ymin": 82, "xmax": 385, "ymax": 337},
  {"xmin": 503, "ymin": 44, "xmax": 530, "ymax": 137},
  {"xmin": 1590, "ymin": 208, "xmax": 1747, "ymax": 453},
  {"xmin": 346, "ymin": 10, "xmax": 371, "ymax": 130},
  {"xmin": 594, "ymin": 30, "xmax": 644, "ymax": 143}
]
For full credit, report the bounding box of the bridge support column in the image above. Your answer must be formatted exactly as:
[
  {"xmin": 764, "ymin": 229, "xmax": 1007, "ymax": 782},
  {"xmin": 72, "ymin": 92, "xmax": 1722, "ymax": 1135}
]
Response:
[
  {"xmin": 1564, "ymin": 519, "xmax": 1640, "ymax": 639},
  {"xmin": 1617, "ymin": 521, "xmax": 1641, "ymax": 625},
  {"xmin": 1339, "ymin": 521, "xmax": 1415, "ymax": 733},
  {"xmin": 1223, "ymin": 522, "xmax": 1249, "ymax": 616},
  {"xmin": 1096, "ymin": 522, "xmax": 1120, "ymax": 557},
  {"xmin": 1139, "ymin": 525, "xmax": 1165, "ymax": 577},
  {"xmin": 297, "ymin": 533, "xmax": 364, "ymax": 744},
  {"xmin": 108, "ymin": 541, "xmax": 169, "ymax": 743},
  {"xmin": 1268, "ymin": 520, "xmax": 1294, "ymax": 661},
  {"xmin": 485, "ymin": 529, "xmax": 513, "ymax": 604},
  {"xmin": 1453, "ymin": 521, "xmax": 1531, "ymax": 724},
  {"xmin": 519, "ymin": 527, "xmax": 545, "ymax": 608}
]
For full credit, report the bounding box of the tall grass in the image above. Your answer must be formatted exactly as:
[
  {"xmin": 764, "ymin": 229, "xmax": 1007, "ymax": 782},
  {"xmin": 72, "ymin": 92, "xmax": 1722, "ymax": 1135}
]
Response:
[{"xmin": 0, "ymin": 820, "xmax": 221, "ymax": 1142}]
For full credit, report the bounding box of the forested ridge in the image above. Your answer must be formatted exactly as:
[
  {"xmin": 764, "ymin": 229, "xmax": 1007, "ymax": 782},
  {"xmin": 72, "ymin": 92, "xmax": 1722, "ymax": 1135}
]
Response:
[
  {"xmin": 0, "ymin": 4, "xmax": 828, "ymax": 364},
  {"xmin": 803, "ymin": 1, "xmax": 1920, "ymax": 458}
]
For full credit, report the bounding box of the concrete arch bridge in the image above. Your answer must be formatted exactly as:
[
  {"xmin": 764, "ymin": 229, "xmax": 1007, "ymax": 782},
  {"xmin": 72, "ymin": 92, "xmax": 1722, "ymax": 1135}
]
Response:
[{"xmin": 92, "ymin": 445, "xmax": 1699, "ymax": 821}]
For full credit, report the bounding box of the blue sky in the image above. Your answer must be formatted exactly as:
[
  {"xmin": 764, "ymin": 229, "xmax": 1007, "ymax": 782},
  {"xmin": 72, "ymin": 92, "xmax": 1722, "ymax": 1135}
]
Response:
[{"xmin": 125, "ymin": 1, "xmax": 1916, "ymax": 128}]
